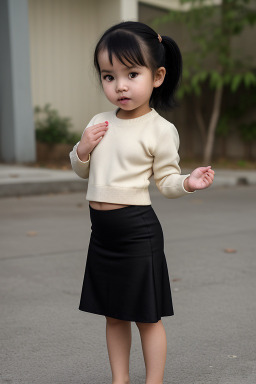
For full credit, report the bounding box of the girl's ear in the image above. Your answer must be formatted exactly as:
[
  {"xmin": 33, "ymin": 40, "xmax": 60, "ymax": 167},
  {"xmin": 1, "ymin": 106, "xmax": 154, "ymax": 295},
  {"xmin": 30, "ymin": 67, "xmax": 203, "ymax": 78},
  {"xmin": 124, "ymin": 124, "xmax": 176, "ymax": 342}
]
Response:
[{"xmin": 153, "ymin": 67, "xmax": 166, "ymax": 88}]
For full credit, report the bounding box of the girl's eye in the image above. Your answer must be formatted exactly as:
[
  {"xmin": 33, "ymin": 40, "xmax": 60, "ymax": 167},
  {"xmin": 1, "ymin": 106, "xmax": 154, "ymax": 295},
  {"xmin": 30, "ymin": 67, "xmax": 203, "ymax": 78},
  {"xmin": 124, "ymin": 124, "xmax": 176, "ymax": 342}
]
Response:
[
  {"xmin": 103, "ymin": 75, "xmax": 114, "ymax": 82},
  {"xmin": 129, "ymin": 72, "xmax": 138, "ymax": 79}
]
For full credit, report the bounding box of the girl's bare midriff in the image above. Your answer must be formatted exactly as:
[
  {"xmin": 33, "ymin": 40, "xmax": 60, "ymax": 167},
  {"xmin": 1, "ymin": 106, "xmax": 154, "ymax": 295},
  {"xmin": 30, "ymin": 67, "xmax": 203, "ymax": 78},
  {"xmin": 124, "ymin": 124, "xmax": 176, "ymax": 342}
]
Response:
[{"xmin": 89, "ymin": 201, "xmax": 130, "ymax": 210}]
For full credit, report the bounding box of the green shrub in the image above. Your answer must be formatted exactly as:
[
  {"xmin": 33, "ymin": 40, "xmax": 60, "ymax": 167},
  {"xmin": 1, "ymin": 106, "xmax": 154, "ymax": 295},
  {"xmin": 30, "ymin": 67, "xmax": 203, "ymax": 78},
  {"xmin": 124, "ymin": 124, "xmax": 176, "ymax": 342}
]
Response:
[{"xmin": 34, "ymin": 103, "xmax": 80, "ymax": 145}]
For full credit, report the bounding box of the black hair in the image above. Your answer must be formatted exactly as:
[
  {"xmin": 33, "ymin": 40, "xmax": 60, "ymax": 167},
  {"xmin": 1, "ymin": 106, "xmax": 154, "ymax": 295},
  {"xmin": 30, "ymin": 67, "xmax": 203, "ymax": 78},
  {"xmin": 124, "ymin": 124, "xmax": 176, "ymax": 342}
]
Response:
[{"xmin": 94, "ymin": 21, "xmax": 182, "ymax": 110}]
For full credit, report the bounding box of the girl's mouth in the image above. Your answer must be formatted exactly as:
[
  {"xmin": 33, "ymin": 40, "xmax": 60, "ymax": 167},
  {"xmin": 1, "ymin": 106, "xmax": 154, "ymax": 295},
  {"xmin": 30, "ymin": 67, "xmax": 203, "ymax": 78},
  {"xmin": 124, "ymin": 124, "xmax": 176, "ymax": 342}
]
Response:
[{"xmin": 118, "ymin": 97, "xmax": 131, "ymax": 105}]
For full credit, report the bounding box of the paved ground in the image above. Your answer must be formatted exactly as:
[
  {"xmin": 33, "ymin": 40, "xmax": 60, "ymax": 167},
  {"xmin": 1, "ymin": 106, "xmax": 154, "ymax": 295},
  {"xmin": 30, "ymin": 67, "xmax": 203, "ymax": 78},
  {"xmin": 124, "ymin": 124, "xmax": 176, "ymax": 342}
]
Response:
[{"xmin": 1, "ymin": 183, "xmax": 256, "ymax": 384}]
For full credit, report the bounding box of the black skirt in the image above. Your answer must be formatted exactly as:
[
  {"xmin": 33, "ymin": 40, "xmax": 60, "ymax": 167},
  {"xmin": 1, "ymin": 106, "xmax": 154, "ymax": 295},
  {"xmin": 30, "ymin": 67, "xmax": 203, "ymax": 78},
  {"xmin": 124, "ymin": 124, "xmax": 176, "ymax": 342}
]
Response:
[{"xmin": 79, "ymin": 204, "xmax": 174, "ymax": 323}]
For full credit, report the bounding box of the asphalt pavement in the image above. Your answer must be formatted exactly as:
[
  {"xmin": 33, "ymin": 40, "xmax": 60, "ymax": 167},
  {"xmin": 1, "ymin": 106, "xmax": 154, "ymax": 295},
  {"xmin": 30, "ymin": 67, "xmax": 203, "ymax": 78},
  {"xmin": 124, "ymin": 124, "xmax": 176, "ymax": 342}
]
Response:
[{"xmin": 1, "ymin": 183, "xmax": 256, "ymax": 384}]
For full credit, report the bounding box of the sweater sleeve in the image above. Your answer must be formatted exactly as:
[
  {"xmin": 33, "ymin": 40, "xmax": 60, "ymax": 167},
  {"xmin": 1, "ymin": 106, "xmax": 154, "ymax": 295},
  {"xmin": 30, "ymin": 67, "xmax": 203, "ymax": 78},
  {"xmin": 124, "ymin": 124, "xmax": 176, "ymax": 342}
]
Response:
[
  {"xmin": 69, "ymin": 116, "xmax": 95, "ymax": 179},
  {"xmin": 152, "ymin": 124, "xmax": 195, "ymax": 198}
]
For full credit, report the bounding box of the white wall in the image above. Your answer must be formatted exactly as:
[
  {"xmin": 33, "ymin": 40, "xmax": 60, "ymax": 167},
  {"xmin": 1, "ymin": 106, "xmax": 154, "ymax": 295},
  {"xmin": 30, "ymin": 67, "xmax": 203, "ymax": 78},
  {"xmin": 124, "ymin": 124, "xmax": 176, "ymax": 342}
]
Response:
[{"xmin": 140, "ymin": 0, "xmax": 221, "ymax": 11}]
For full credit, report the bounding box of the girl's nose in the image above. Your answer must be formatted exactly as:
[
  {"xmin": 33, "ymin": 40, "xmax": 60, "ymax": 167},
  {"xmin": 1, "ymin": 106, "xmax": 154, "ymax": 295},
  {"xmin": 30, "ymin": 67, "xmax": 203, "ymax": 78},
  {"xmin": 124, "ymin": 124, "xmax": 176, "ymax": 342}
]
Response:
[{"xmin": 115, "ymin": 80, "xmax": 128, "ymax": 92}]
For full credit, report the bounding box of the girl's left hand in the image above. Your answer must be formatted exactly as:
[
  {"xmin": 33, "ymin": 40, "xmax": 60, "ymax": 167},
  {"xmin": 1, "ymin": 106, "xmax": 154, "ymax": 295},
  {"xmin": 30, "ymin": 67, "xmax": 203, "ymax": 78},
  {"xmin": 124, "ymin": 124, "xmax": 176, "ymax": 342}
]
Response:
[{"xmin": 184, "ymin": 166, "xmax": 215, "ymax": 192}]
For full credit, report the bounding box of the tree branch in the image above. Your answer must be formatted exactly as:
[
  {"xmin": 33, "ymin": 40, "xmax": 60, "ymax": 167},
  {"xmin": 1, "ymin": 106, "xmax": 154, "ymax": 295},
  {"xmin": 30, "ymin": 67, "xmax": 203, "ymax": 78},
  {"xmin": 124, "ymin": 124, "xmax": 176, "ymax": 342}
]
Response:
[
  {"xmin": 194, "ymin": 97, "xmax": 207, "ymax": 145},
  {"xmin": 204, "ymin": 86, "xmax": 223, "ymax": 164}
]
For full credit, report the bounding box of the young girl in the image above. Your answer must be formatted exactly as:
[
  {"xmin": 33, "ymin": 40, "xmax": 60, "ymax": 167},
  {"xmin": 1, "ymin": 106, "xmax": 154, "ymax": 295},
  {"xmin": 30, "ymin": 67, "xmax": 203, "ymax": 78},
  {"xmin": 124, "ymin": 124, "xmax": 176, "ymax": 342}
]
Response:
[{"xmin": 70, "ymin": 21, "xmax": 214, "ymax": 384}]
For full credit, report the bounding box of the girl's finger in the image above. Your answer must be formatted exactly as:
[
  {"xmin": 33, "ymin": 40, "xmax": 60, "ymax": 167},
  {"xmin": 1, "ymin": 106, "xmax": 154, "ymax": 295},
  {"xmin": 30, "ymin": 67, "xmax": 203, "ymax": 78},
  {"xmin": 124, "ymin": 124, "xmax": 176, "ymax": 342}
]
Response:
[
  {"xmin": 91, "ymin": 122, "xmax": 109, "ymax": 131},
  {"xmin": 83, "ymin": 123, "xmax": 105, "ymax": 134},
  {"xmin": 94, "ymin": 127, "xmax": 109, "ymax": 135},
  {"xmin": 205, "ymin": 174, "xmax": 213, "ymax": 184},
  {"xmin": 204, "ymin": 169, "xmax": 215, "ymax": 178},
  {"xmin": 94, "ymin": 131, "xmax": 107, "ymax": 140},
  {"xmin": 197, "ymin": 166, "xmax": 211, "ymax": 173}
]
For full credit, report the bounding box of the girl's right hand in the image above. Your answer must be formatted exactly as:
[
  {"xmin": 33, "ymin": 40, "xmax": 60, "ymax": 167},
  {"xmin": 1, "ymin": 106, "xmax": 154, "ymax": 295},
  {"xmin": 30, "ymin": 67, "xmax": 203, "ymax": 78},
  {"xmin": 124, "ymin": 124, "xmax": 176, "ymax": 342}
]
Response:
[{"xmin": 77, "ymin": 121, "xmax": 109, "ymax": 161}]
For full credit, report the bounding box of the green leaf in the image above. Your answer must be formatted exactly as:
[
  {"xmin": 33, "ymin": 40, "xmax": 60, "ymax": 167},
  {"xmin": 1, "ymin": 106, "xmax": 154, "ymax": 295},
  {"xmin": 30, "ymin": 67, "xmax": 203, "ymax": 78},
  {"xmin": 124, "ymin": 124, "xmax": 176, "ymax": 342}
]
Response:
[
  {"xmin": 244, "ymin": 72, "xmax": 256, "ymax": 88},
  {"xmin": 209, "ymin": 71, "xmax": 222, "ymax": 89},
  {"xmin": 231, "ymin": 74, "xmax": 242, "ymax": 92}
]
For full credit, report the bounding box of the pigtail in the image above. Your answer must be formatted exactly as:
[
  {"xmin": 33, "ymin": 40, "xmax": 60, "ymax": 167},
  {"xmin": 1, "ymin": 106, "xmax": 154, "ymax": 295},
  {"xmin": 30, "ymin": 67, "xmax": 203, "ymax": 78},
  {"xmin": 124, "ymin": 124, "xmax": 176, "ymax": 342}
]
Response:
[{"xmin": 150, "ymin": 36, "xmax": 183, "ymax": 111}]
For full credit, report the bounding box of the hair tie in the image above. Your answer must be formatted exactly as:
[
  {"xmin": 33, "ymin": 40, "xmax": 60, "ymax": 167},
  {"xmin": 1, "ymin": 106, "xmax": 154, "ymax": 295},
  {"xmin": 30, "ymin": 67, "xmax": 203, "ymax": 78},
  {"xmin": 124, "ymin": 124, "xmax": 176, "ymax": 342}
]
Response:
[{"xmin": 157, "ymin": 34, "xmax": 162, "ymax": 43}]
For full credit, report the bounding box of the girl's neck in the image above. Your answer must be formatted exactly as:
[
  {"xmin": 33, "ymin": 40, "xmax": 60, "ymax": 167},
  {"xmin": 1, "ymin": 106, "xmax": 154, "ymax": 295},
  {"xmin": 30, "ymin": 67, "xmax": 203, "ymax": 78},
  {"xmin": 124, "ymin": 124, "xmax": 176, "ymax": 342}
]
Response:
[{"xmin": 116, "ymin": 105, "xmax": 152, "ymax": 120}]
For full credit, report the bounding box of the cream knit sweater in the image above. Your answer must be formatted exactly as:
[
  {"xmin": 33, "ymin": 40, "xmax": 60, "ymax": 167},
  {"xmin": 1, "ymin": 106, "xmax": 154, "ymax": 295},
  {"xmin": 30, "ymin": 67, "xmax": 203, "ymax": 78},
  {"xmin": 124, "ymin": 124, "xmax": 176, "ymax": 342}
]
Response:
[{"xmin": 69, "ymin": 108, "xmax": 194, "ymax": 205}]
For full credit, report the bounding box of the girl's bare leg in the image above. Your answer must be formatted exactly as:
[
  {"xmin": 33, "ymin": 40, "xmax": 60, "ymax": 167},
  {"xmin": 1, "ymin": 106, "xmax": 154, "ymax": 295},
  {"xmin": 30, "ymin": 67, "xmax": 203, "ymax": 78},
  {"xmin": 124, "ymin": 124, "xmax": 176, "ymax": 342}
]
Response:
[
  {"xmin": 105, "ymin": 316, "xmax": 132, "ymax": 384},
  {"xmin": 136, "ymin": 320, "xmax": 167, "ymax": 384}
]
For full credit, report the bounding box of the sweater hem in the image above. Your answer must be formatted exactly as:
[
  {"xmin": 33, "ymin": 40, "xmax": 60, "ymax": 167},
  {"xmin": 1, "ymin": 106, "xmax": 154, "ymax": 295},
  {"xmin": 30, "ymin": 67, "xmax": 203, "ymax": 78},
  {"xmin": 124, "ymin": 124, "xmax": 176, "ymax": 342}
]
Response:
[{"xmin": 86, "ymin": 185, "xmax": 152, "ymax": 205}]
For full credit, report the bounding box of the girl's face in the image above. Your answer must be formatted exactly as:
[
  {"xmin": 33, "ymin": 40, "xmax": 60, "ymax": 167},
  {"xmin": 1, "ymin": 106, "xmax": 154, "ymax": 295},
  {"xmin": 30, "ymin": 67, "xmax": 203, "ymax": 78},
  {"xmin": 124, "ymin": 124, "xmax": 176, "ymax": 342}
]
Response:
[{"xmin": 97, "ymin": 49, "xmax": 165, "ymax": 119}]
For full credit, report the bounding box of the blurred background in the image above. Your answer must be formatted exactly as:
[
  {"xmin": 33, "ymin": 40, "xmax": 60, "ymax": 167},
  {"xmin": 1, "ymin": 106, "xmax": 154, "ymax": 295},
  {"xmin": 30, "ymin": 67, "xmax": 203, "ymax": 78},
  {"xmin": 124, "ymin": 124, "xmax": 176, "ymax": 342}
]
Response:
[{"xmin": 0, "ymin": 0, "xmax": 256, "ymax": 169}]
